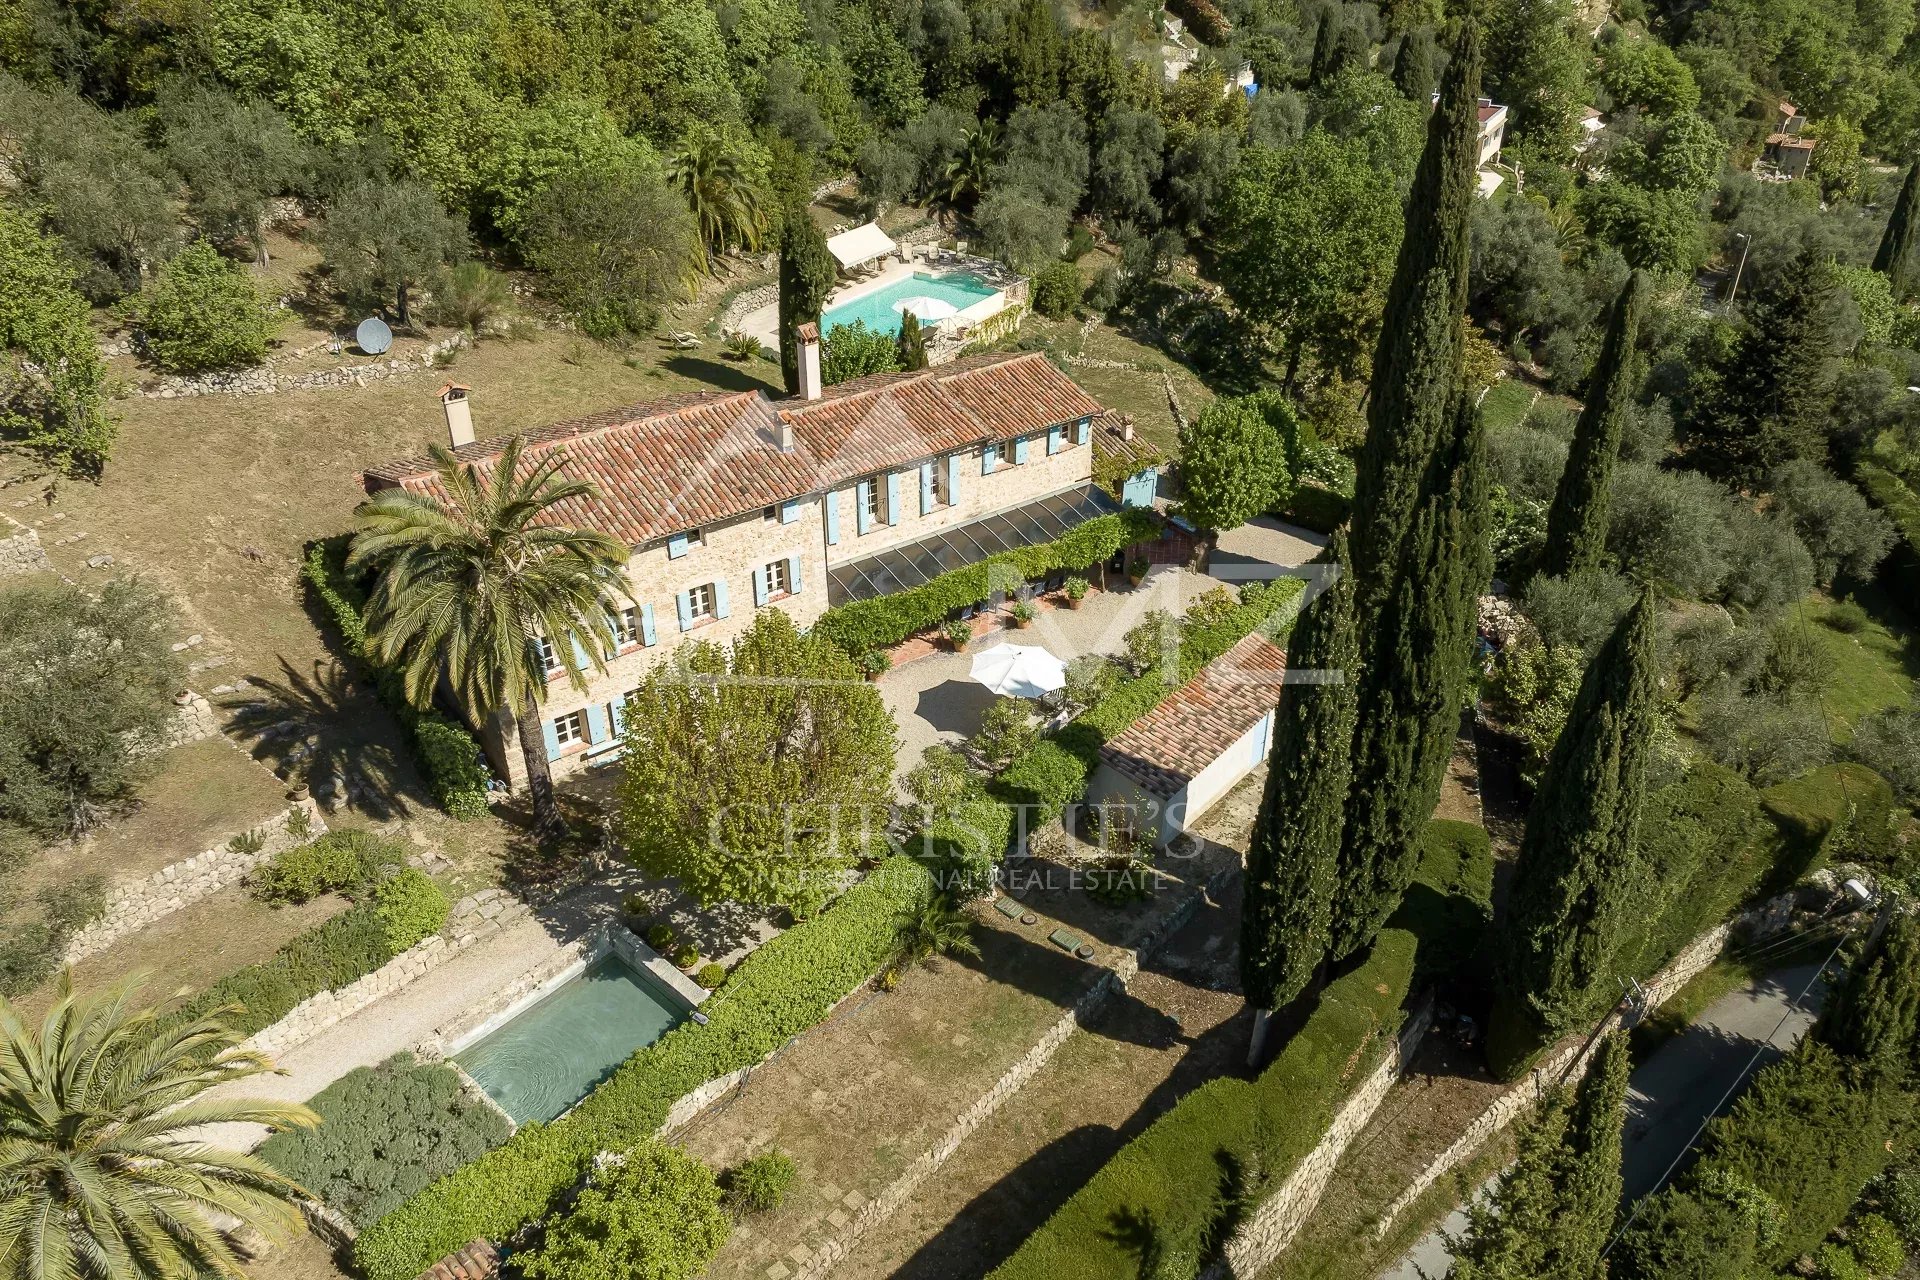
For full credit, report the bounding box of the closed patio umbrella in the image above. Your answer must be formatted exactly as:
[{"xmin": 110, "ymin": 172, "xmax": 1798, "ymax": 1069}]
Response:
[{"xmin": 969, "ymin": 644, "xmax": 1068, "ymax": 699}]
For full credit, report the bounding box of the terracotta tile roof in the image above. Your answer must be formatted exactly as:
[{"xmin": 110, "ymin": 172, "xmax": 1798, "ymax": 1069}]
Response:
[
  {"xmin": 1099, "ymin": 632, "xmax": 1289, "ymax": 797},
  {"xmin": 1094, "ymin": 409, "xmax": 1163, "ymax": 475},
  {"xmin": 416, "ymin": 1239, "xmax": 497, "ymax": 1280},
  {"xmin": 362, "ymin": 353, "xmax": 1103, "ymax": 547}
]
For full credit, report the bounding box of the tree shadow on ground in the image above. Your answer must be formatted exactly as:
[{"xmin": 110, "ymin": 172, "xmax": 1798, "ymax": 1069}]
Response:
[
  {"xmin": 221, "ymin": 656, "xmax": 411, "ymax": 821},
  {"xmin": 663, "ymin": 355, "xmax": 781, "ymax": 394}
]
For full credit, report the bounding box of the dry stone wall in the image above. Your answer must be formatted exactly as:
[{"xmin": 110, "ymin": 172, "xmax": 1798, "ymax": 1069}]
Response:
[
  {"xmin": 0, "ymin": 514, "xmax": 51, "ymax": 576},
  {"xmin": 63, "ymin": 803, "xmax": 328, "ymax": 963}
]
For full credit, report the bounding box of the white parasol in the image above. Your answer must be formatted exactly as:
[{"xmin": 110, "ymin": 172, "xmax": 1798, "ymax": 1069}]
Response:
[{"xmin": 969, "ymin": 644, "xmax": 1068, "ymax": 699}]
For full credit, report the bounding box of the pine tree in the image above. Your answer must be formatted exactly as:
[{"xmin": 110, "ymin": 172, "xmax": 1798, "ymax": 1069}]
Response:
[
  {"xmin": 1541, "ymin": 271, "xmax": 1647, "ymax": 579},
  {"xmin": 1331, "ymin": 20, "xmax": 1490, "ymax": 960},
  {"xmin": 896, "ymin": 309, "xmax": 929, "ymax": 370},
  {"xmin": 1240, "ymin": 531, "xmax": 1359, "ymax": 1038},
  {"xmin": 1490, "ymin": 590, "xmax": 1657, "ymax": 1079},
  {"xmin": 1873, "ymin": 161, "xmax": 1919, "ymax": 300},
  {"xmin": 1392, "ymin": 26, "xmax": 1437, "ymax": 100},
  {"xmin": 778, "ymin": 202, "xmax": 837, "ymax": 394},
  {"xmin": 1818, "ymin": 911, "xmax": 1920, "ymax": 1079},
  {"xmin": 1547, "ymin": 1030, "xmax": 1631, "ymax": 1279}
]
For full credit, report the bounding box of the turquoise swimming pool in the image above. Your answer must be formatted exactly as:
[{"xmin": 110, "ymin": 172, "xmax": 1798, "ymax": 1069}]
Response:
[
  {"xmin": 823, "ymin": 271, "xmax": 1001, "ymax": 337},
  {"xmin": 453, "ymin": 954, "xmax": 686, "ymax": 1125}
]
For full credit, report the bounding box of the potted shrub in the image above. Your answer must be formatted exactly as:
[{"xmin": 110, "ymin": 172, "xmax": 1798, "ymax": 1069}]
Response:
[
  {"xmin": 856, "ymin": 648, "xmax": 892, "ymax": 681},
  {"xmin": 1127, "ymin": 557, "xmax": 1150, "ymax": 586},
  {"xmin": 1009, "ymin": 599, "xmax": 1038, "ymax": 629},
  {"xmin": 646, "ymin": 922, "xmax": 678, "ymax": 951},
  {"xmin": 1063, "ymin": 576, "xmax": 1090, "ymax": 609},
  {"xmin": 943, "ymin": 619, "xmax": 974, "ymax": 651},
  {"xmin": 673, "ymin": 943, "xmax": 701, "ymax": 970},
  {"xmin": 696, "ymin": 961, "xmax": 727, "ymax": 990}
]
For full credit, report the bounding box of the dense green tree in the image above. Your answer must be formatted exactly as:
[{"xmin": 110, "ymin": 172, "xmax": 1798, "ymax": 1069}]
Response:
[
  {"xmin": 1332, "ymin": 22, "xmax": 1491, "ymax": 960},
  {"xmin": 0, "ymin": 206, "xmax": 117, "ymax": 475},
  {"xmin": 616, "ymin": 609, "xmax": 898, "ymax": 914},
  {"xmin": 155, "ymin": 81, "xmax": 307, "ymax": 265},
  {"xmin": 0, "ymin": 972, "xmax": 320, "ymax": 1280},
  {"xmin": 1308, "ymin": 7, "xmax": 1343, "ymax": 86},
  {"xmin": 1240, "ymin": 531, "xmax": 1358, "ymax": 1035},
  {"xmin": 1392, "ymin": 25, "xmax": 1438, "ymax": 100},
  {"xmin": 1875, "ymin": 161, "xmax": 1920, "ymax": 299},
  {"xmin": 1001, "ymin": 0, "xmax": 1067, "ymax": 107},
  {"xmin": 1541, "ymin": 272, "xmax": 1648, "ymax": 578},
  {"xmin": 0, "ymin": 576, "xmax": 183, "ymax": 841},
  {"xmin": 1449, "ymin": 1092, "xmax": 1570, "ymax": 1278},
  {"xmin": 668, "ymin": 132, "xmax": 769, "ymax": 271},
  {"xmin": 974, "ymin": 188, "xmax": 1070, "ymax": 272},
  {"xmin": 1767, "ymin": 459, "xmax": 1895, "ymax": 585},
  {"xmin": 1549, "ymin": 1030, "xmax": 1631, "ymax": 1278},
  {"xmin": 1491, "ymin": 591, "xmax": 1657, "ymax": 1079},
  {"xmin": 896, "ymin": 309, "xmax": 929, "ymax": 369},
  {"xmin": 522, "ymin": 167, "xmax": 699, "ymax": 341},
  {"xmin": 517, "ymin": 1138, "xmax": 728, "ymax": 1280},
  {"xmin": 129, "ymin": 242, "xmax": 279, "ymax": 374},
  {"xmin": 1597, "ymin": 31, "xmax": 1701, "ymax": 116},
  {"xmin": 321, "ymin": 177, "xmax": 468, "ymax": 329},
  {"xmin": 349, "ymin": 438, "xmax": 632, "ymax": 841},
  {"xmin": 777, "ymin": 202, "xmax": 836, "ymax": 392},
  {"xmin": 821, "ymin": 319, "xmax": 902, "ymax": 383},
  {"xmin": 1485, "ymin": 0, "xmax": 1587, "ymax": 162},
  {"xmin": 994, "ymin": 101, "xmax": 1090, "ymax": 210},
  {"xmin": 1090, "ymin": 108, "xmax": 1166, "ymax": 227},
  {"xmin": 1178, "ymin": 394, "xmax": 1293, "ymax": 535},
  {"xmin": 1818, "ymin": 912, "xmax": 1920, "ymax": 1080},
  {"xmin": 1690, "ymin": 245, "xmax": 1843, "ymax": 481}
]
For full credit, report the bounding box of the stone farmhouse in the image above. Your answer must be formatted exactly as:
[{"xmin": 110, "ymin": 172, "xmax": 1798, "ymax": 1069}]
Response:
[{"xmin": 363, "ymin": 328, "xmax": 1133, "ymax": 789}]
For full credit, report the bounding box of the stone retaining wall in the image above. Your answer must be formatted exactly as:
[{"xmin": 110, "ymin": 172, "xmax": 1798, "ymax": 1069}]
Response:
[
  {"xmin": 0, "ymin": 514, "xmax": 51, "ymax": 576},
  {"xmin": 140, "ymin": 334, "xmax": 470, "ymax": 398},
  {"xmin": 63, "ymin": 803, "xmax": 327, "ymax": 963}
]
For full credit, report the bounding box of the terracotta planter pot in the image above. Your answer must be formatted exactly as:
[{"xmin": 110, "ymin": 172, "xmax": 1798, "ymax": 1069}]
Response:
[
  {"xmin": 1066, "ymin": 595, "xmax": 1085, "ymax": 610},
  {"xmin": 1012, "ymin": 616, "xmax": 1033, "ymax": 629}
]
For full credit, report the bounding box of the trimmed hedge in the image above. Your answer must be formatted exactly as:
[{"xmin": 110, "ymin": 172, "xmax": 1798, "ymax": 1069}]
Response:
[
  {"xmin": 258, "ymin": 1053, "xmax": 511, "ymax": 1227},
  {"xmin": 302, "ymin": 539, "xmax": 491, "ymax": 819},
  {"xmin": 353, "ymin": 857, "xmax": 935, "ymax": 1280},
  {"xmin": 989, "ymin": 823, "xmax": 1485, "ymax": 1278},
  {"xmin": 1857, "ymin": 463, "xmax": 1920, "ymax": 617},
  {"xmin": 168, "ymin": 868, "xmax": 447, "ymax": 1040},
  {"xmin": 812, "ymin": 510, "xmax": 1162, "ymax": 655},
  {"xmin": 1760, "ymin": 762, "xmax": 1897, "ymax": 884},
  {"xmin": 1276, "ymin": 482, "xmax": 1352, "ymax": 534}
]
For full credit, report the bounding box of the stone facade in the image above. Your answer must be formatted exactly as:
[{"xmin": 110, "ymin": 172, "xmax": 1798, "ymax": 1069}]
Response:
[
  {"xmin": 0, "ymin": 514, "xmax": 51, "ymax": 577},
  {"xmin": 63, "ymin": 804, "xmax": 328, "ymax": 963}
]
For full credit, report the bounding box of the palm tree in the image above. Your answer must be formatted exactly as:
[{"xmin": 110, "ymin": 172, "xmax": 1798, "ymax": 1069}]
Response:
[
  {"xmin": 348, "ymin": 438, "xmax": 630, "ymax": 840},
  {"xmin": 0, "ymin": 972, "xmax": 320, "ymax": 1280},
  {"xmin": 889, "ymin": 895, "xmax": 982, "ymax": 975},
  {"xmin": 941, "ymin": 120, "xmax": 1000, "ymax": 209},
  {"xmin": 667, "ymin": 135, "xmax": 768, "ymax": 273}
]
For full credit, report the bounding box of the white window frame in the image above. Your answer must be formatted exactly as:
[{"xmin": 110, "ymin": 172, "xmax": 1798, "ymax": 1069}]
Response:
[
  {"xmin": 688, "ymin": 582, "xmax": 717, "ymax": 621},
  {"xmin": 552, "ymin": 709, "xmax": 585, "ymax": 747},
  {"xmin": 536, "ymin": 635, "xmax": 561, "ymax": 674},
  {"xmin": 863, "ymin": 478, "xmax": 883, "ymax": 525},
  {"xmin": 931, "ymin": 461, "xmax": 950, "ymax": 505},
  {"xmin": 612, "ymin": 606, "xmax": 641, "ymax": 647},
  {"xmin": 765, "ymin": 558, "xmax": 791, "ymax": 597}
]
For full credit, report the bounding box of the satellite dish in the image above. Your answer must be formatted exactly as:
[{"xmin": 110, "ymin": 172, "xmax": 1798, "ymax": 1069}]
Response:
[{"xmin": 355, "ymin": 316, "xmax": 393, "ymax": 355}]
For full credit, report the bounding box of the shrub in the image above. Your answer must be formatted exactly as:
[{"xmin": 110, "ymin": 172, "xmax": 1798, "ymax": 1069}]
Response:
[
  {"xmin": 129, "ymin": 241, "xmax": 277, "ymax": 373},
  {"xmin": 0, "ymin": 876, "xmax": 106, "ymax": 998},
  {"xmin": 252, "ymin": 830, "xmax": 401, "ymax": 905},
  {"xmin": 646, "ymin": 924, "xmax": 678, "ymax": 951},
  {"xmin": 725, "ymin": 1150, "xmax": 798, "ymax": 1216},
  {"xmin": 672, "ymin": 944, "xmax": 700, "ymax": 968},
  {"xmin": 971, "ymin": 698, "xmax": 1038, "ymax": 770},
  {"xmin": 1062, "ymin": 653, "xmax": 1118, "ymax": 710},
  {"xmin": 1770, "ymin": 461, "xmax": 1897, "ymax": 586},
  {"xmin": 1874, "ymin": 1159, "xmax": 1920, "ymax": 1247},
  {"xmin": 435, "ymin": 261, "xmax": 512, "ymax": 333},
  {"xmin": 855, "ymin": 648, "xmax": 892, "ymax": 677},
  {"xmin": 1064, "ymin": 223, "xmax": 1096, "ymax": 261},
  {"xmin": 1277, "ymin": 482, "xmax": 1352, "ymax": 534},
  {"xmin": 371, "ymin": 868, "xmax": 450, "ymax": 952},
  {"xmin": 695, "ymin": 962, "xmax": 726, "ymax": 989},
  {"xmin": 518, "ymin": 1139, "xmax": 729, "ymax": 1280},
  {"xmin": 995, "ymin": 740, "xmax": 1088, "ymax": 823},
  {"xmin": 1521, "ymin": 568, "xmax": 1634, "ymax": 654},
  {"xmin": 1123, "ymin": 608, "xmax": 1181, "ymax": 674},
  {"xmin": 1063, "ymin": 575, "xmax": 1089, "ymax": 601},
  {"xmin": 1008, "ymin": 598, "xmax": 1038, "ymax": 625},
  {"xmin": 1484, "ymin": 633, "xmax": 1585, "ymax": 786},
  {"xmin": 1849, "ymin": 1214, "xmax": 1907, "ymax": 1277},
  {"xmin": 821, "ymin": 319, "xmax": 901, "ymax": 384},
  {"xmin": 1031, "ymin": 261, "xmax": 1083, "ymax": 318},
  {"xmin": 1166, "ymin": 0, "xmax": 1231, "ymax": 43},
  {"xmin": 1848, "ymin": 708, "xmax": 1920, "ymax": 810},
  {"xmin": 1856, "ymin": 463, "xmax": 1920, "ymax": 609},
  {"xmin": 1826, "ymin": 598, "xmax": 1873, "ymax": 633},
  {"xmin": 284, "ymin": 806, "xmax": 312, "ymax": 838},
  {"xmin": 1614, "ymin": 764, "xmax": 1772, "ymax": 978},
  {"xmin": 257, "ymin": 1054, "xmax": 511, "ymax": 1227},
  {"xmin": 1397, "ymin": 820, "xmax": 1494, "ymax": 979},
  {"xmin": 354, "ymin": 858, "xmax": 934, "ymax": 1280},
  {"xmin": 943, "ymin": 619, "xmax": 974, "ymax": 649},
  {"xmin": 1695, "ymin": 687, "xmax": 1834, "ymax": 786}
]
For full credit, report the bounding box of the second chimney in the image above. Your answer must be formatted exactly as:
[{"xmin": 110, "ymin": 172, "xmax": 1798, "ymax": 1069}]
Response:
[
  {"xmin": 796, "ymin": 322, "xmax": 822, "ymax": 401},
  {"xmin": 438, "ymin": 382, "xmax": 474, "ymax": 448}
]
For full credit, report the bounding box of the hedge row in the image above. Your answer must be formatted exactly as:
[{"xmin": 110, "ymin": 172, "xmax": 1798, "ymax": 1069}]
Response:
[
  {"xmin": 994, "ymin": 578, "xmax": 1307, "ymax": 825},
  {"xmin": 167, "ymin": 867, "xmax": 447, "ymax": 1040},
  {"xmin": 302, "ymin": 539, "xmax": 492, "ymax": 818},
  {"xmin": 811, "ymin": 510, "xmax": 1163, "ymax": 655},
  {"xmin": 1759, "ymin": 761, "xmax": 1897, "ymax": 883},
  {"xmin": 1857, "ymin": 462, "xmax": 1920, "ymax": 615},
  {"xmin": 1276, "ymin": 482, "xmax": 1353, "ymax": 534},
  {"xmin": 353, "ymin": 856, "xmax": 935, "ymax": 1280},
  {"xmin": 989, "ymin": 823, "xmax": 1487, "ymax": 1279}
]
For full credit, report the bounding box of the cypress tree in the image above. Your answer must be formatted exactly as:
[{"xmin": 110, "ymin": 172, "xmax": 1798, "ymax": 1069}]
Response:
[
  {"xmin": 1490, "ymin": 589, "xmax": 1657, "ymax": 1079},
  {"xmin": 1330, "ymin": 19, "xmax": 1489, "ymax": 960},
  {"xmin": 777, "ymin": 203, "xmax": 837, "ymax": 394},
  {"xmin": 1308, "ymin": 8, "xmax": 1341, "ymax": 85},
  {"xmin": 1392, "ymin": 26, "xmax": 1437, "ymax": 101},
  {"xmin": 1872, "ymin": 161, "xmax": 1919, "ymax": 300},
  {"xmin": 1547, "ymin": 1030, "xmax": 1631, "ymax": 1279},
  {"xmin": 896, "ymin": 309, "xmax": 929, "ymax": 370},
  {"xmin": 1540, "ymin": 271, "xmax": 1647, "ymax": 579},
  {"xmin": 1818, "ymin": 911, "xmax": 1920, "ymax": 1079},
  {"xmin": 1240, "ymin": 531, "xmax": 1358, "ymax": 1049},
  {"xmin": 1448, "ymin": 1091, "xmax": 1569, "ymax": 1278}
]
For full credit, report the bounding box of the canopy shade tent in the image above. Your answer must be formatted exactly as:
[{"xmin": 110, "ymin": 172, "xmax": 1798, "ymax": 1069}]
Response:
[
  {"xmin": 827, "ymin": 222, "xmax": 898, "ymax": 270},
  {"xmin": 970, "ymin": 644, "xmax": 1068, "ymax": 699}
]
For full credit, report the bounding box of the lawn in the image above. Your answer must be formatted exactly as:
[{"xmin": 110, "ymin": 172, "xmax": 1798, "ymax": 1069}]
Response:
[
  {"xmin": 1477, "ymin": 377, "xmax": 1538, "ymax": 433},
  {"xmin": 1793, "ymin": 589, "xmax": 1916, "ymax": 743},
  {"xmin": 1015, "ymin": 311, "xmax": 1216, "ymax": 459}
]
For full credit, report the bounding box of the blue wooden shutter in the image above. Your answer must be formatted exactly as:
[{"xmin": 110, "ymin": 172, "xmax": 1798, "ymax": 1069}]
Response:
[
  {"xmin": 585, "ymin": 704, "xmax": 609, "ymax": 745},
  {"xmin": 787, "ymin": 553, "xmax": 804, "ymax": 595},
  {"xmin": 1074, "ymin": 416, "xmax": 1091, "ymax": 445},
  {"xmin": 570, "ymin": 636, "xmax": 591, "ymax": 668},
  {"xmin": 609, "ymin": 696, "xmax": 626, "ymax": 736},
  {"xmin": 825, "ymin": 491, "xmax": 840, "ymax": 544},
  {"xmin": 640, "ymin": 603, "xmax": 656, "ymax": 646},
  {"xmin": 714, "ymin": 577, "xmax": 731, "ymax": 619},
  {"xmin": 667, "ymin": 532, "xmax": 690, "ymax": 559},
  {"xmin": 920, "ymin": 462, "xmax": 935, "ymax": 515},
  {"xmin": 676, "ymin": 590, "xmax": 693, "ymax": 631},
  {"xmin": 885, "ymin": 472, "xmax": 901, "ymax": 524},
  {"xmin": 752, "ymin": 565, "xmax": 768, "ymax": 606},
  {"xmin": 947, "ymin": 453, "xmax": 961, "ymax": 505},
  {"xmin": 856, "ymin": 480, "xmax": 873, "ymax": 535},
  {"xmin": 981, "ymin": 442, "xmax": 995, "ymax": 475},
  {"xmin": 780, "ymin": 498, "xmax": 801, "ymax": 524},
  {"xmin": 1013, "ymin": 436, "xmax": 1029, "ymax": 464},
  {"xmin": 540, "ymin": 717, "xmax": 562, "ymax": 761},
  {"xmin": 1048, "ymin": 425, "xmax": 1064, "ymax": 454}
]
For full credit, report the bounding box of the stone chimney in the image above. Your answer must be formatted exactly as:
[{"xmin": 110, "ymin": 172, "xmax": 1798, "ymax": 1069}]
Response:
[
  {"xmin": 796, "ymin": 322, "xmax": 822, "ymax": 401},
  {"xmin": 438, "ymin": 382, "xmax": 474, "ymax": 448},
  {"xmin": 1120, "ymin": 415, "xmax": 1136, "ymax": 443}
]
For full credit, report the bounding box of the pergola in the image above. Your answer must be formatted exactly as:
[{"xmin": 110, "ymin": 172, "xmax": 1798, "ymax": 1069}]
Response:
[{"xmin": 826, "ymin": 222, "xmax": 898, "ymax": 271}]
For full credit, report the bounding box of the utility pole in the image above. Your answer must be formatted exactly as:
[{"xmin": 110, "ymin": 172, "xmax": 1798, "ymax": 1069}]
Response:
[{"xmin": 1726, "ymin": 232, "xmax": 1753, "ymax": 307}]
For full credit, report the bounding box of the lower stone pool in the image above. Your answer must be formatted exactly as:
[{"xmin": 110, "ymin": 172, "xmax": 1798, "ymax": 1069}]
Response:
[{"xmin": 452, "ymin": 953, "xmax": 689, "ymax": 1125}]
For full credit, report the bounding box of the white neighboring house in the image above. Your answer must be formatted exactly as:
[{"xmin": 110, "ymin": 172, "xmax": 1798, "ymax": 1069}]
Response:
[
  {"xmin": 361, "ymin": 330, "xmax": 1123, "ymax": 790},
  {"xmin": 1431, "ymin": 92, "xmax": 1511, "ymax": 197}
]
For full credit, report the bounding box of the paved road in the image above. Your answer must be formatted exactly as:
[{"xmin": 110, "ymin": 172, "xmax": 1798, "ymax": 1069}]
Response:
[{"xmin": 1383, "ymin": 960, "xmax": 1832, "ymax": 1280}]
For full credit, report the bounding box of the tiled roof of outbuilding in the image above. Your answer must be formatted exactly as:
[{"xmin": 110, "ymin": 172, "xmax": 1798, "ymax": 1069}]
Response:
[{"xmin": 1099, "ymin": 632, "xmax": 1289, "ymax": 797}]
